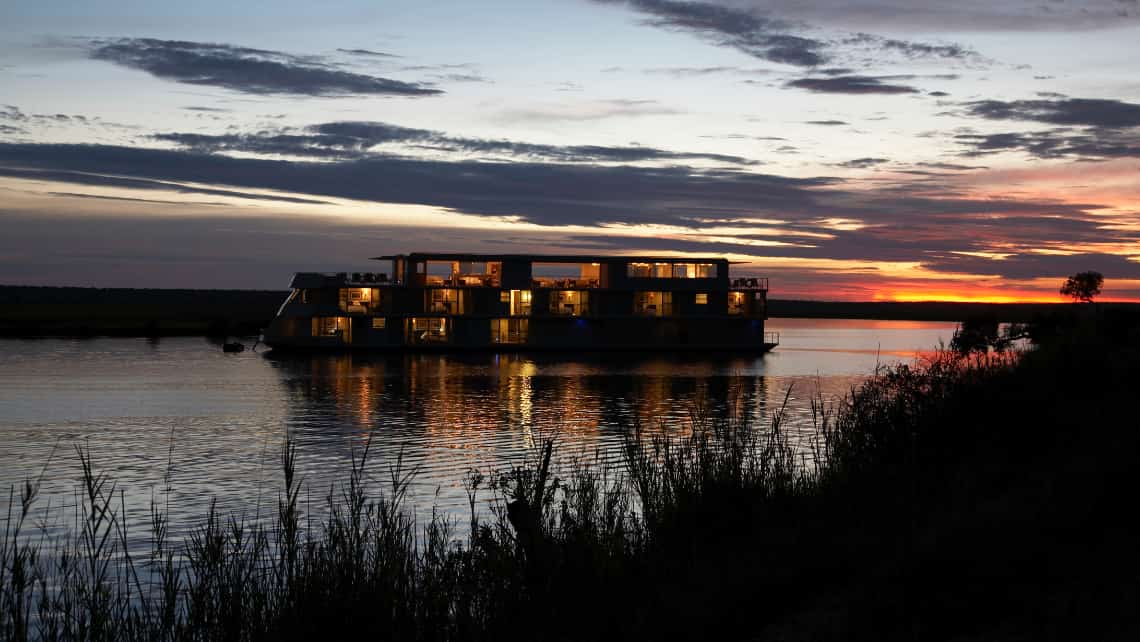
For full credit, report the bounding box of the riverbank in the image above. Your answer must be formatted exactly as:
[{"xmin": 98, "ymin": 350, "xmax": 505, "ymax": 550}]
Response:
[
  {"xmin": 2, "ymin": 310, "xmax": 1135, "ymax": 640},
  {"xmin": 0, "ymin": 286, "xmax": 284, "ymax": 336},
  {"xmin": 3, "ymin": 285, "xmax": 1137, "ymax": 336}
]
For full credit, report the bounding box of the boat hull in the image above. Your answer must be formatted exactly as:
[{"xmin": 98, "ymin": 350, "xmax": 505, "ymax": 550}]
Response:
[{"xmin": 263, "ymin": 315, "xmax": 778, "ymax": 352}]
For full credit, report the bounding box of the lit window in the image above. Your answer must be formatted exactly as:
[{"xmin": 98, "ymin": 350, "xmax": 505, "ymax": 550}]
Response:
[
  {"xmin": 729, "ymin": 291, "xmax": 745, "ymax": 315},
  {"xmin": 634, "ymin": 291, "xmax": 673, "ymax": 316},
  {"xmin": 491, "ymin": 318, "xmax": 529, "ymax": 344},
  {"xmin": 627, "ymin": 262, "xmax": 652, "ymax": 278},
  {"xmin": 409, "ymin": 317, "xmax": 448, "ymax": 343},
  {"xmin": 695, "ymin": 293, "xmax": 708, "ymax": 305},
  {"xmin": 312, "ymin": 317, "xmax": 350, "ymax": 342},
  {"xmin": 426, "ymin": 289, "xmax": 464, "ymax": 315},
  {"xmin": 549, "ymin": 290, "xmax": 589, "ymax": 316},
  {"xmin": 670, "ymin": 263, "xmax": 716, "ymax": 278},
  {"xmin": 500, "ymin": 291, "xmax": 510, "ymax": 303},
  {"xmin": 509, "ymin": 290, "xmax": 532, "ymax": 315},
  {"xmin": 371, "ymin": 318, "xmax": 386, "ymax": 329}
]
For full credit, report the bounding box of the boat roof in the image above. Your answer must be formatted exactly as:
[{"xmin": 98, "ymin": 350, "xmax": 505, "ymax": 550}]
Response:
[{"xmin": 370, "ymin": 252, "xmax": 730, "ymax": 264}]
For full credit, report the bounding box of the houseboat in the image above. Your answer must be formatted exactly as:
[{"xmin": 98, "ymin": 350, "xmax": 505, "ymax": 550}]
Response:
[{"xmin": 262, "ymin": 253, "xmax": 778, "ymax": 351}]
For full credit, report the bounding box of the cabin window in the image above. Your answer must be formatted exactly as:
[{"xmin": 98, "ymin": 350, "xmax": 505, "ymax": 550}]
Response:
[
  {"xmin": 728, "ymin": 291, "xmax": 746, "ymax": 315},
  {"xmin": 695, "ymin": 293, "xmax": 708, "ymax": 305},
  {"xmin": 627, "ymin": 261, "xmax": 716, "ymax": 279},
  {"xmin": 408, "ymin": 317, "xmax": 448, "ymax": 343},
  {"xmin": 500, "ymin": 291, "xmax": 510, "ymax": 303},
  {"xmin": 371, "ymin": 318, "xmax": 386, "ymax": 329},
  {"xmin": 312, "ymin": 317, "xmax": 351, "ymax": 342},
  {"xmin": 509, "ymin": 290, "xmax": 531, "ymax": 315},
  {"xmin": 491, "ymin": 318, "xmax": 529, "ymax": 344},
  {"xmin": 549, "ymin": 290, "xmax": 589, "ymax": 316},
  {"xmin": 634, "ymin": 291, "xmax": 673, "ymax": 316},
  {"xmin": 532, "ymin": 262, "xmax": 601, "ymax": 288},
  {"xmin": 627, "ymin": 262, "xmax": 652, "ymax": 278},
  {"xmin": 340, "ymin": 288, "xmax": 374, "ymax": 314},
  {"xmin": 426, "ymin": 289, "xmax": 465, "ymax": 315},
  {"xmin": 673, "ymin": 263, "xmax": 716, "ymax": 278}
]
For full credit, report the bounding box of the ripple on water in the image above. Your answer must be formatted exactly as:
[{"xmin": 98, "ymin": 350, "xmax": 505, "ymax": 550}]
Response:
[{"xmin": 0, "ymin": 322, "xmax": 955, "ymax": 547}]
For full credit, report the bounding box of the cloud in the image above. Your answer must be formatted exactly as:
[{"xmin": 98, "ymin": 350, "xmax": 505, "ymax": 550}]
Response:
[
  {"xmin": 0, "ymin": 142, "xmax": 832, "ymax": 228},
  {"xmin": 955, "ymin": 97, "xmax": 1140, "ymax": 160},
  {"xmin": 493, "ymin": 99, "xmax": 682, "ymax": 122},
  {"xmin": 151, "ymin": 119, "xmax": 760, "ymax": 165},
  {"xmin": 836, "ymin": 157, "xmax": 889, "ymax": 168},
  {"xmin": 700, "ymin": 134, "xmax": 787, "ymax": 141},
  {"xmin": 336, "ymin": 48, "xmax": 400, "ymax": 58},
  {"xmin": 963, "ymin": 98, "xmax": 1140, "ymax": 128},
  {"xmin": 397, "ymin": 62, "xmax": 490, "ymax": 83},
  {"xmin": 182, "ymin": 106, "xmax": 232, "ymax": 113},
  {"xmin": 45, "ymin": 192, "xmax": 233, "ymax": 207},
  {"xmin": 0, "ymin": 124, "xmax": 26, "ymax": 135},
  {"xmin": 88, "ymin": 38, "xmax": 442, "ymax": 97},
  {"xmin": 701, "ymin": 1, "xmax": 1140, "ymax": 33},
  {"xmin": 0, "ymin": 165, "xmax": 333, "ymax": 205},
  {"xmin": 955, "ymin": 128, "xmax": 1140, "ymax": 160},
  {"xmin": 920, "ymin": 251, "xmax": 1140, "ymax": 280},
  {"xmin": 589, "ymin": 0, "xmax": 827, "ymax": 66},
  {"xmin": 786, "ymin": 75, "xmax": 920, "ymax": 94},
  {"xmin": 3, "ymin": 140, "xmax": 1137, "ymax": 289},
  {"xmin": 643, "ymin": 66, "xmax": 762, "ymax": 77},
  {"xmin": 915, "ymin": 161, "xmax": 986, "ymax": 171},
  {"xmin": 838, "ymin": 33, "xmax": 978, "ymax": 61},
  {"xmin": 590, "ymin": 1, "xmax": 983, "ymax": 67},
  {"xmin": 1, "ymin": 105, "xmax": 95, "ymax": 127},
  {"xmin": 1, "ymin": 105, "xmax": 26, "ymax": 122},
  {"xmin": 804, "ymin": 120, "xmax": 848, "ymax": 126},
  {"xmin": 431, "ymin": 73, "xmax": 490, "ymax": 83}
]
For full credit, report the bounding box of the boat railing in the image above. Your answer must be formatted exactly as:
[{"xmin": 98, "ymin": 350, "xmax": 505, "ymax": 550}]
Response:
[
  {"xmin": 763, "ymin": 331, "xmax": 780, "ymax": 345},
  {"xmin": 730, "ymin": 277, "xmax": 769, "ymax": 290},
  {"xmin": 293, "ymin": 272, "xmax": 397, "ymax": 288}
]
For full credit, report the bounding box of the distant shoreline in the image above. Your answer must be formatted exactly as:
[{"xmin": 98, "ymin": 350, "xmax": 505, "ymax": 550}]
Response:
[{"xmin": 2, "ymin": 285, "xmax": 1135, "ymax": 337}]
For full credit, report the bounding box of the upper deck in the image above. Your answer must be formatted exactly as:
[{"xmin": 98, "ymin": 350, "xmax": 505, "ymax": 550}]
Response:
[
  {"xmin": 313, "ymin": 252, "xmax": 753, "ymax": 292},
  {"xmin": 291, "ymin": 253, "xmax": 766, "ymax": 293}
]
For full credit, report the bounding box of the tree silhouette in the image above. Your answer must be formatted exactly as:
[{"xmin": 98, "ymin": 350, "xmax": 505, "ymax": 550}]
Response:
[{"xmin": 1060, "ymin": 271, "xmax": 1104, "ymax": 303}]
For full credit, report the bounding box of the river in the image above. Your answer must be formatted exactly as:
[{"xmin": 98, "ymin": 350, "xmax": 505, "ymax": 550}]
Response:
[{"xmin": 0, "ymin": 318, "xmax": 956, "ymax": 542}]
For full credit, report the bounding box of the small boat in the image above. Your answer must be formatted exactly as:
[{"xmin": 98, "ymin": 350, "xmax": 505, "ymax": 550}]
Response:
[{"xmin": 222, "ymin": 341, "xmax": 245, "ymax": 353}]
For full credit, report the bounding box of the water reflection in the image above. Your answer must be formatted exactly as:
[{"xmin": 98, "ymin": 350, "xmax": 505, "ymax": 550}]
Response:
[
  {"xmin": 259, "ymin": 350, "xmax": 852, "ymax": 525},
  {"xmin": 0, "ymin": 319, "xmax": 955, "ymax": 545}
]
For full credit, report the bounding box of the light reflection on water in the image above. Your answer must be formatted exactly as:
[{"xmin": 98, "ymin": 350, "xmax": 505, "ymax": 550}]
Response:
[{"xmin": 0, "ymin": 318, "xmax": 956, "ymax": 544}]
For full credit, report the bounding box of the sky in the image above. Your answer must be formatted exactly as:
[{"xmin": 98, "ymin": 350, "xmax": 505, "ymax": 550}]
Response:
[{"xmin": 2, "ymin": 0, "xmax": 1139, "ymax": 301}]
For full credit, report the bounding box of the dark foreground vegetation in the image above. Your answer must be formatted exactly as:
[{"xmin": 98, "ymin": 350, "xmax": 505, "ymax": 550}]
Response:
[{"xmin": 3, "ymin": 310, "xmax": 1138, "ymax": 641}]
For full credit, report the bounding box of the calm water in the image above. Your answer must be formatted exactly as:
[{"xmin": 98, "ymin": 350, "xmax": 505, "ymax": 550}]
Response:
[{"xmin": 0, "ymin": 318, "xmax": 955, "ymax": 542}]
